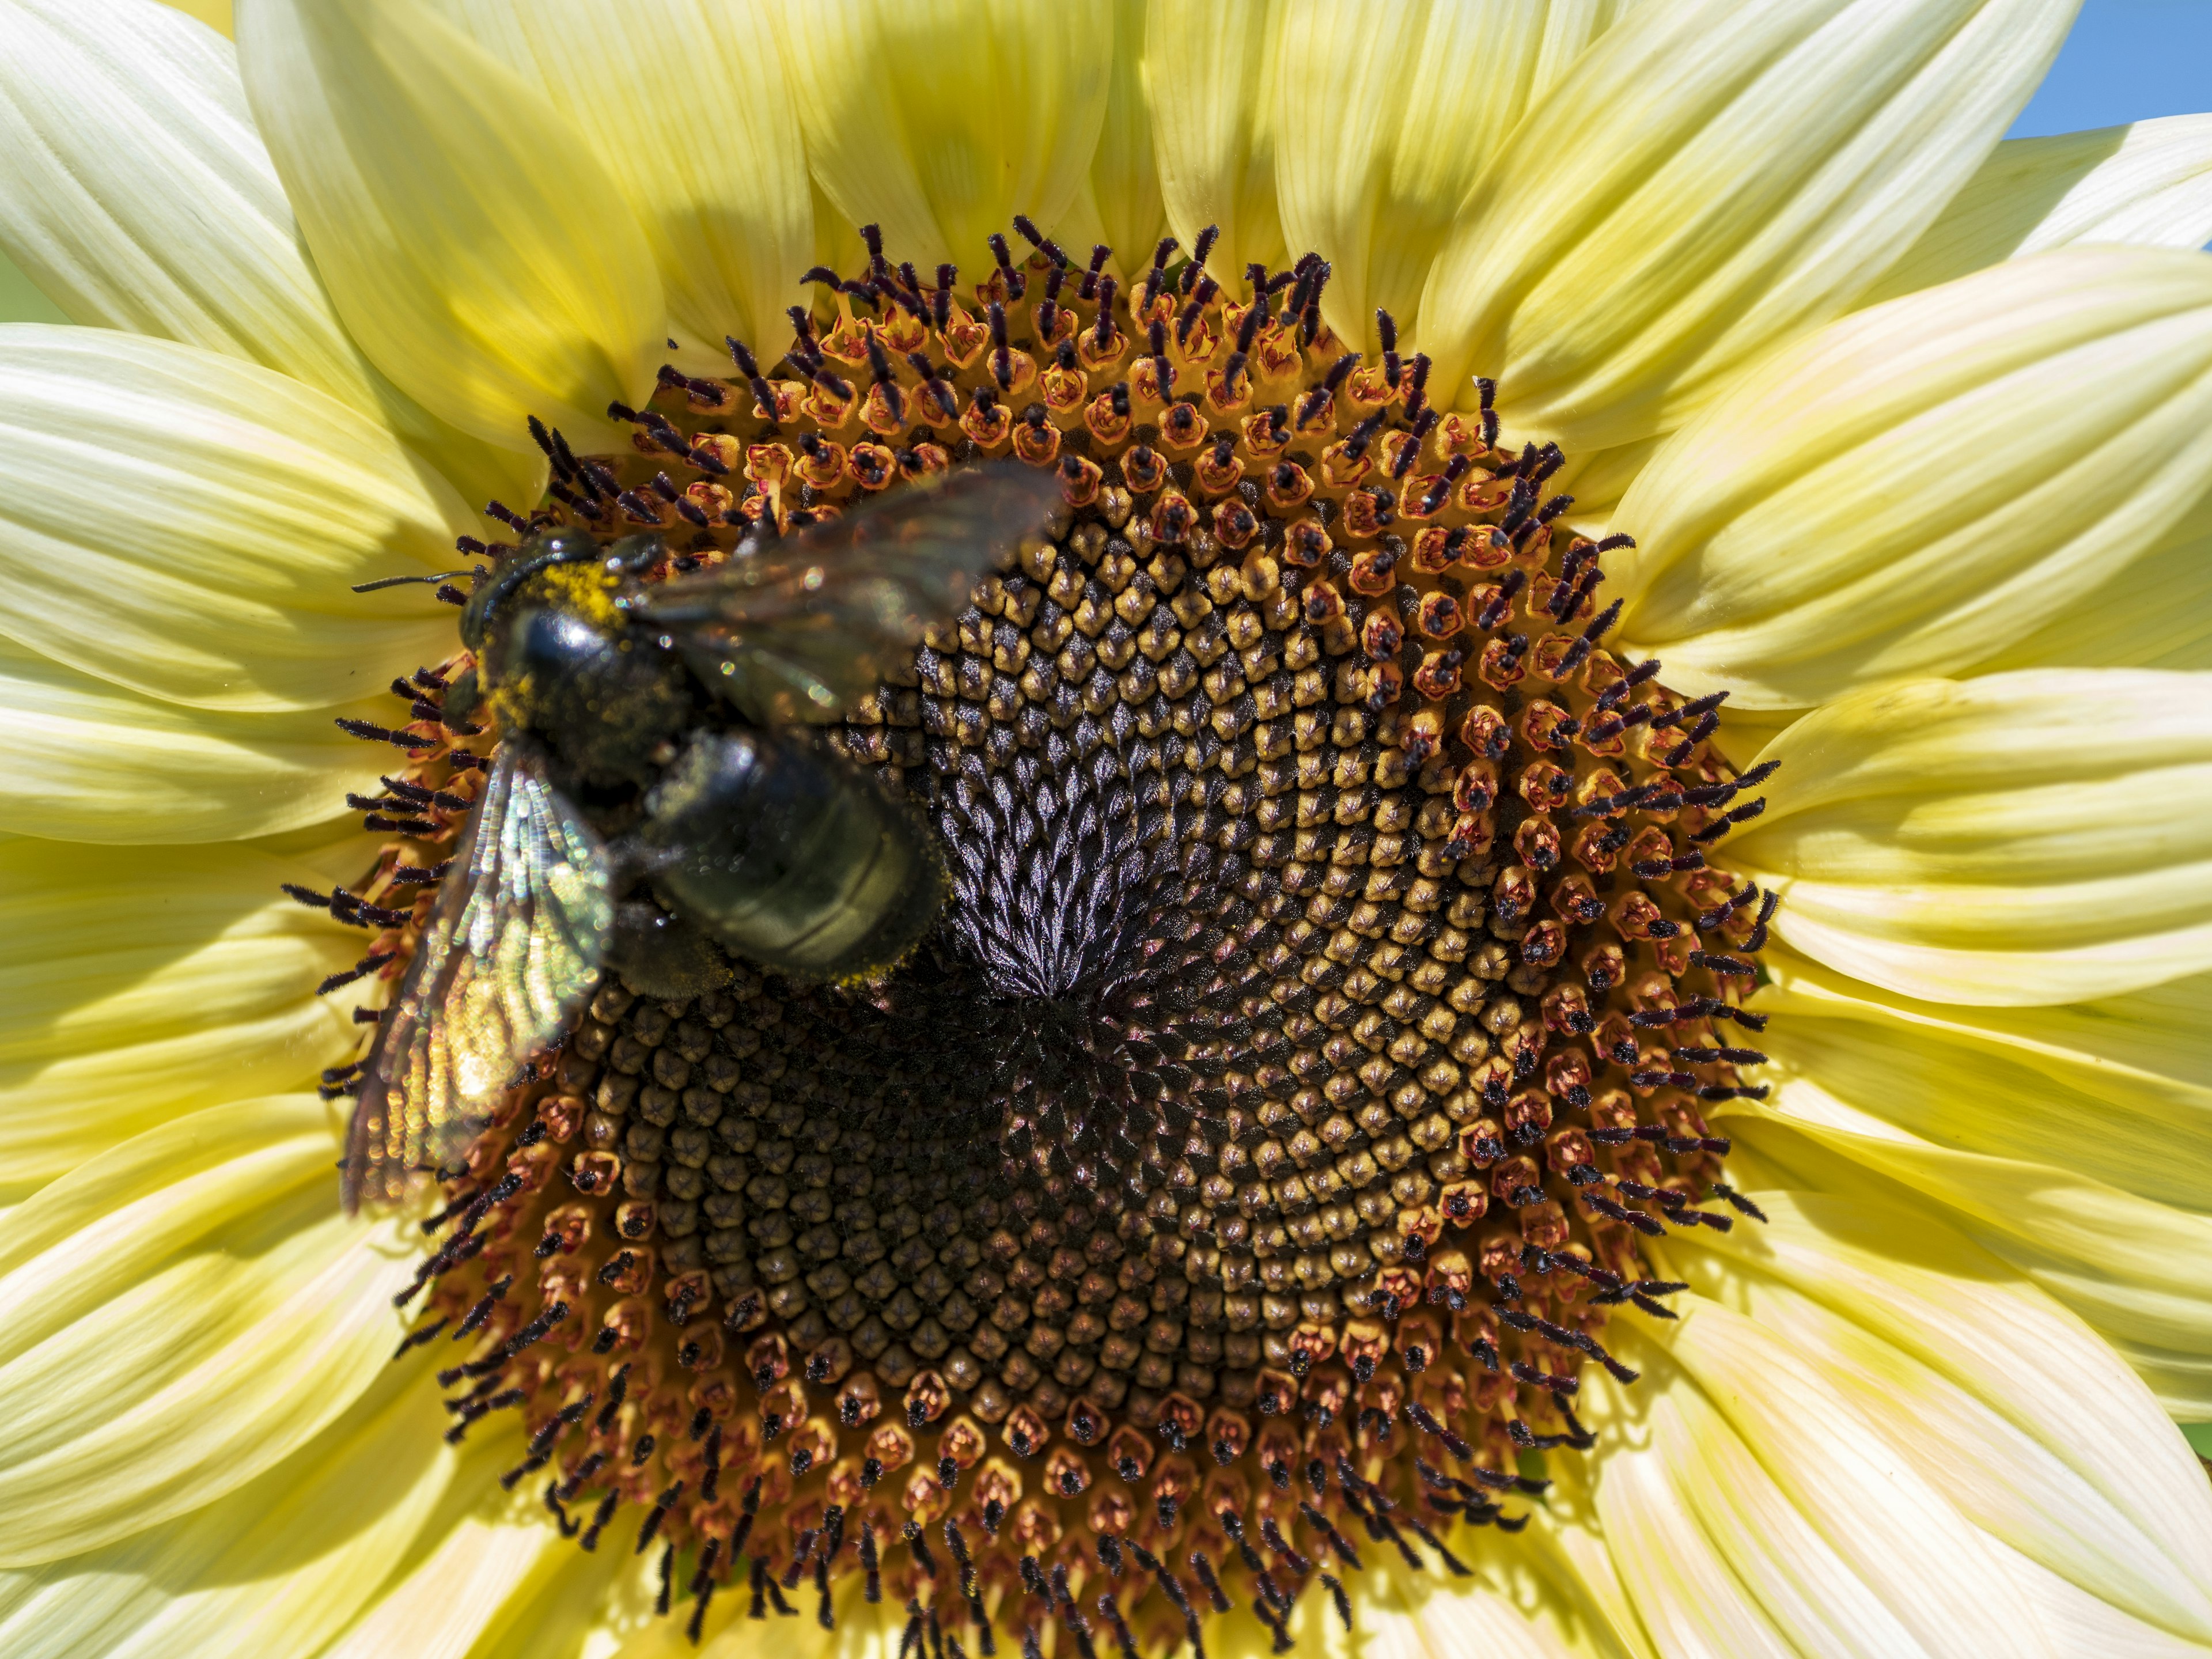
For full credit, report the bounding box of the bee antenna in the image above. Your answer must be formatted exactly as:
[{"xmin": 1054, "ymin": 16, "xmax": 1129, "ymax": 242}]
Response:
[{"xmin": 351, "ymin": 568, "xmax": 483, "ymax": 593}]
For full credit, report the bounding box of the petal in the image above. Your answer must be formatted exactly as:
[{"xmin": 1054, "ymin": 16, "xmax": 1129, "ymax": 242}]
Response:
[
  {"xmin": 0, "ymin": 1368, "xmax": 456, "ymax": 1659},
  {"xmin": 0, "ymin": 1094, "xmax": 414, "ymax": 1566},
  {"xmin": 164, "ymin": 0, "xmax": 229, "ymax": 32},
  {"xmin": 1725, "ymin": 1104, "xmax": 2212, "ymax": 1422},
  {"xmin": 1341, "ymin": 1554, "xmax": 1620, "ymax": 1659},
  {"xmin": 0, "ymin": 0, "xmax": 539, "ymax": 512},
  {"xmin": 1384, "ymin": 1586, "xmax": 1603, "ymax": 1659},
  {"xmin": 1587, "ymin": 1299, "xmax": 2048, "ymax": 1658},
  {"xmin": 1096, "ymin": 0, "xmax": 1167, "ymax": 273},
  {"xmin": 1758, "ymin": 946, "xmax": 2212, "ymax": 1162},
  {"xmin": 1744, "ymin": 952, "xmax": 2212, "ymax": 1416},
  {"xmin": 1669, "ymin": 1190, "xmax": 2212, "ymax": 1645},
  {"xmin": 1064, "ymin": 0, "xmax": 1167, "ymax": 279},
  {"xmin": 425, "ymin": 0, "xmax": 810, "ymax": 382},
  {"xmin": 1990, "ymin": 1562, "xmax": 2212, "ymax": 1659},
  {"xmin": 1417, "ymin": 0, "xmax": 2075, "ymax": 452},
  {"xmin": 234, "ymin": 0, "xmax": 663, "ymax": 454},
  {"xmin": 0, "ymin": 836, "xmax": 366, "ymax": 1198},
  {"xmin": 438, "ymin": 1540, "xmax": 631, "ymax": 1659},
  {"xmin": 1726, "ymin": 669, "xmax": 2212, "ymax": 1003},
  {"xmin": 1274, "ymin": 0, "xmax": 1636, "ymax": 352},
  {"xmin": 0, "ymin": 324, "xmax": 474, "ymax": 712},
  {"xmin": 1611, "ymin": 247, "xmax": 2212, "ymax": 709},
  {"xmin": 809, "ymin": 178, "xmax": 870, "ymax": 291},
  {"xmin": 1555, "ymin": 431, "xmax": 1664, "ymax": 532},
  {"xmin": 781, "ymin": 0, "xmax": 1113, "ymax": 276},
  {"xmin": 316, "ymin": 1510, "xmax": 605, "ymax": 1659},
  {"xmin": 1285, "ymin": 1558, "xmax": 1611, "ymax": 1659},
  {"xmin": 1546, "ymin": 1444, "xmax": 1789, "ymax": 1658},
  {"xmin": 1145, "ymin": 0, "xmax": 1287, "ymax": 283},
  {"xmin": 0, "ymin": 247, "xmax": 66, "ymax": 325},
  {"xmin": 1869, "ymin": 114, "xmax": 2212, "ymax": 305},
  {"xmin": 1714, "ymin": 702, "xmax": 1803, "ymax": 775},
  {"xmin": 0, "ymin": 634, "xmax": 396, "ymax": 844},
  {"xmin": 1980, "ymin": 494, "xmax": 2212, "ymax": 673}
]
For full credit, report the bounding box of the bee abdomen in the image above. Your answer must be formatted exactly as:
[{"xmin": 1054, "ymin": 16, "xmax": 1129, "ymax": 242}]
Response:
[{"xmin": 639, "ymin": 729, "xmax": 944, "ymax": 982}]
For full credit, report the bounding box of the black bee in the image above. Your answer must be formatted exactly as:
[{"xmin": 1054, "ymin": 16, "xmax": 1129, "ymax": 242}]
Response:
[{"xmin": 342, "ymin": 465, "xmax": 1060, "ymax": 1211}]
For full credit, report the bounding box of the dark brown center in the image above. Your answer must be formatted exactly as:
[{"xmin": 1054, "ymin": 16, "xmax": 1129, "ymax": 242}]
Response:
[{"xmin": 320, "ymin": 223, "xmax": 1777, "ymax": 1654}]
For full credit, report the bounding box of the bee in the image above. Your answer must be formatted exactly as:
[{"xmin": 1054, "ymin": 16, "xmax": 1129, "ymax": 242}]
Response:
[{"xmin": 342, "ymin": 465, "xmax": 1060, "ymax": 1211}]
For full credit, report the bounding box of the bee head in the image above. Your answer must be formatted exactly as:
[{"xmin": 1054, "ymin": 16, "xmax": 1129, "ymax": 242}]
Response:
[{"xmin": 459, "ymin": 528, "xmax": 647, "ymax": 654}]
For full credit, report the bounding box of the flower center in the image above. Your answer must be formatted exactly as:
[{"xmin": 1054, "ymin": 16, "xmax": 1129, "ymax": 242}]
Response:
[{"xmin": 321, "ymin": 224, "xmax": 1778, "ymax": 1652}]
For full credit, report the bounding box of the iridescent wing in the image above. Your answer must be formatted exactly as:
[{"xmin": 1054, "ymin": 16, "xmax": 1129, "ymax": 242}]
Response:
[
  {"xmin": 343, "ymin": 739, "xmax": 612, "ymax": 1211},
  {"xmin": 635, "ymin": 463, "xmax": 1061, "ymax": 723}
]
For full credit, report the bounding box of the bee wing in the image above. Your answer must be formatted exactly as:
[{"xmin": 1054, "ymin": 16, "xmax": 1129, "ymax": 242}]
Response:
[
  {"xmin": 638, "ymin": 463, "xmax": 1062, "ymax": 723},
  {"xmin": 343, "ymin": 740, "xmax": 612, "ymax": 1212}
]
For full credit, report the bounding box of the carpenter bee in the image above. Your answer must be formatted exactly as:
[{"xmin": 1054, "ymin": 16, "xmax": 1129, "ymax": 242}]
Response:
[{"xmin": 342, "ymin": 465, "xmax": 1060, "ymax": 1211}]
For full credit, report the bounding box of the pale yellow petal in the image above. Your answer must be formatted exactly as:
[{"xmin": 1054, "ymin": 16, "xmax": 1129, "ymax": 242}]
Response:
[
  {"xmin": 1611, "ymin": 247, "xmax": 2212, "ymax": 709},
  {"xmin": 1076, "ymin": 0, "xmax": 1168, "ymax": 278},
  {"xmin": 0, "ymin": 246, "xmax": 65, "ymax": 325},
  {"xmin": 1759, "ymin": 945, "xmax": 2212, "ymax": 1153},
  {"xmin": 1347, "ymin": 1540, "xmax": 1631, "ymax": 1659},
  {"xmin": 163, "ymin": 0, "xmax": 230, "ymax": 33},
  {"xmin": 0, "ymin": 838, "xmax": 366, "ymax": 1198},
  {"xmin": 1714, "ymin": 702, "xmax": 1802, "ymax": 778},
  {"xmin": 1550, "ymin": 431, "xmax": 1665, "ymax": 545},
  {"xmin": 0, "ymin": 325, "xmax": 473, "ymax": 712},
  {"xmin": 1271, "ymin": 0, "xmax": 1453, "ymax": 350},
  {"xmin": 234, "ymin": 0, "xmax": 662, "ymax": 454},
  {"xmin": 1519, "ymin": 1457, "xmax": 1678, "ymax": 1659},
  {"xmin": 0, "ymin": 0, "xmax": 359, "ymax": 401},
  {"xmin": 1675, "ymin": 1189, "xmax": 2212, "ymax": 1641},
  {"xmin": 317, "ymin": 1508, "xmax": 606, "ymax": 1659},
  {"xmin": 1999, "ymin": 112, "xmax": 2212, "ymax": 251},
  {"xmin": 1570, "ymin": 1435, "xmax": 1789, "ymax": 1657},
  {"xmin": 426, "ymin": 0, "xmax": 810, "ymax": 382},
  {"xmin": 1274, "ymin": 0, "xmax": 1639, "ymax": 351},
  {"xmin": 0, "ymin": 0, "xmax": 540, "ymax": 512},
  {"xmin": 1389, "ymin": 1586, "xmax": 1605, "ymax": 1659},
  {"xmin": 1759, "ymin": 1007, "xmax": 2210, "ymax": 1217},
  {"xmin": 0, "ymin": 634, "xmax": 395, "ymax": 844},
  {"xmin": 446, "ymin": 1537, "xmax": 632, "ymax": 1659},
  {"xmin": 1725, "ymin": 1100, "xmax": 2212, "ymax": 1420},
  {"xmin": 1588, "ymin": 1299, "xmax": 2049, "ymax": 1658},
  {"xmin": 1145, "ymin": 0, "xmax": 1286, "ymax": 283},
  {"xmin": 1418, "ymin": 0, "xmax": 2076, "ymax": 452},
  {"xmin": 781, "ymin": 0, "xmax": 1112, "ymax": 276},
  {"xmin": 1745, "ymin": 950, "xmax": 2212, "ymax": 1415},
  {"xmin": 1980, "ymin": 494, "xmax": 2212, "ymax": 672},
  {"xmin": 1988, "ymin": 1560, "xmax": 2212, "ymax": 1659},
  {"xmin": 0, "ymin": 1368, "xmax": 455, "ymax": 1659},
  {"xmin": 0, "ymin": 1095, "xmax": 414, "ymax": 1566},
  {"xmin": 1728, "ymin": 669, "xmax": 2212, "ymax": 1003},
  {"xmin": 1869, "ymin": 113, "xmax": 2212, "ymax": 306}
]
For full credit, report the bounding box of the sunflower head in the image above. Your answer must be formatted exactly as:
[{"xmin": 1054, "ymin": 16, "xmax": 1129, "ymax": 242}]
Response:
[{"xmin": 8, "ymin": 3, "xmax": 2212, "ymax": 1657}]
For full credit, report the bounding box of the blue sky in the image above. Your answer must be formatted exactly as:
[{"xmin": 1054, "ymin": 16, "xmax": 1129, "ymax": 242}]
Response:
[{"xmin": 2012, "ymin": 0, "xmax": 2212, "ymax": 136}]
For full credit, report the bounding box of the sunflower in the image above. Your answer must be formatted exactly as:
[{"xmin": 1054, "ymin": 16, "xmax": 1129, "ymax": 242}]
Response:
[{"xmin": 3, "ymin": 0, "xmax": 2212, "ymax": 1654}]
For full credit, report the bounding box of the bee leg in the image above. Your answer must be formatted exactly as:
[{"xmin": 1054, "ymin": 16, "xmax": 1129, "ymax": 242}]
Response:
[
  {"xmin": 440, "ymin": 666, "xmax": 481, "ymax": 728},
  {"xmin": 605, "ymin": 899, "xmax": 729, "ymax": 999}
]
